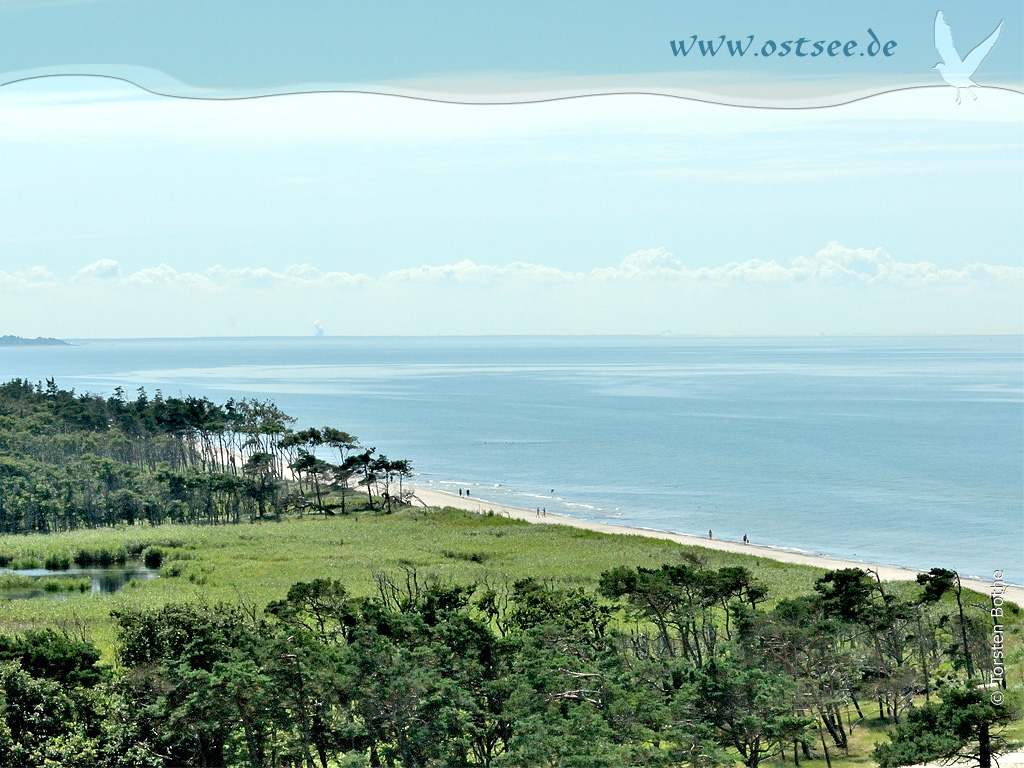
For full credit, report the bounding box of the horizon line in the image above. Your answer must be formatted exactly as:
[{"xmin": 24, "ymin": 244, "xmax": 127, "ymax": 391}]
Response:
[{"xmin": 39, "ymin": 331, "xmax": 1024, "ymax": 343}]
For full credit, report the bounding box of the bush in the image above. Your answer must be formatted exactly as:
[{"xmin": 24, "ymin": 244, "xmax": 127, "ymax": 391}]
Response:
[
  {"xmin": 40, "ymin": 578, "xmax": 88, "ymax": 593},
  {"xmin": 124, "ymin": 540, "xmax": 148, "ymax": 557},
  {"xmin": 44, "ymin": 554, "xmax": 71, "ymax": 571},
  {"xmin": 142, "ymin": 548, "xmax": 163, "ymax": 569},
  {"xmin": 441, "ymin": 549, "xmax": 489, "ymax": 564},
  {"xmin": 73, "ymin": 550, "xmax": 95, "ymax": 567},
  {"xmin": 73, "ymin": 549, "xmax": 128, "ymax": 568}
]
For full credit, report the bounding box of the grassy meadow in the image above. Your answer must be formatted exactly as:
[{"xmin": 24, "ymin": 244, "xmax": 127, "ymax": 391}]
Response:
[
  {"xmin": 0, "ymin": 502, "xmax": 835, "ymax": 659},
  {"xmin": 0, "ymin": 502, "xmax": 1015, "ymax": 661}
]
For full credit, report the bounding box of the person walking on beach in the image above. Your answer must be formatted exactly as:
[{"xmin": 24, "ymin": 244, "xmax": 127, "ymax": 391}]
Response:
[
  {"xmin": 743, "ymin": 534, "xmax": 748, "ymax": 544},
  {"xmin": 542, "ymin": 507, "xmax": 546, "ymax": 517},
  {"xmin": 708, "ymin": 530, "xmax": 712, "ymax": 539},
  {"xmin": 459, "ymin": 489, "xmax": 463, "ymax": 497}
]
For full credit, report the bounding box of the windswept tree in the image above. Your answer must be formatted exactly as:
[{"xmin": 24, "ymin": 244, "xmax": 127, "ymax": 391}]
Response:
[
  {"xmin": 917, "ymin": 568, "xmax": 976, "ymax": 680},
  {"xmin": 697, "ymin": 660, "xmax": 809, "ymax": 768},
  {"xmin": 873, "ymin": 686, "xmax": 1016, "ymax": 768},
  {"xmin": 282, "ymin": 427, "xmax": 362, "ymax": 515},
  {"xmin": 371, "ymin": 455, "xmax": 414, "ymax": 513},
  {"xmin": 243, "ymin": 452, "xmax": 281, "ymax": 522},
  {"xmin": 737, "ymin": 593, "xmax": 858, "ymax": 754},
  {"xmin": 349, "ymin": 449, "xmax": 378, "ymax": 510},
  {"xmin": 599, "ymin": 561, "xmax": 764, "ymax": 665},
  {"xmin": 322, "ymin": 427, "xmax": 359, "ymax": 514}
]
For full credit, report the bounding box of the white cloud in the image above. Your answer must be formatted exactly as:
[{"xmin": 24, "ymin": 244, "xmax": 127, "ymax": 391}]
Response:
[
  {"xmin": 587, "ymin": 243, "xmax": 1024, "ymax": 286},
  {"xmin": 12, "ymin": 244, "xmax": 1019, "ymax": 295},
  {"xmin": 1, "ymin": 244, "xmax": 1020, "ymax": 337},
  {"xmin": 203, "ymin": 264, "xmax": 369, "ymax": 287},
  {"xmin": 0, "ymin": 265, "xmax": 57, "ymax": 288},
  {"xmin": 73, "ymin": 258, "xmax": 121, "ymax": 280},
  {"xmin": 122, "ymin": 264, "xmax": 214, "ymax": 287},
  {"xmin": 281, "ymin": 263, "xmax": 322, "ymax": 280},
  {"xmin": 610, "ymin": 247, "xmax": 686, "ymax": 278},
  {"xmin": 381, "ymin": 259, "xmax": 575, "ymax": 284},
  {"xmin": 40, "ymin": 262, "xmax": 368, "ymax": 290}
]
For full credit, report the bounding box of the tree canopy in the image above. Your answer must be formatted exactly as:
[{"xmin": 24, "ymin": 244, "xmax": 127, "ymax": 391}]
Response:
[{"xmin": 0, "ymin": 378, "xmax": 410, "ymax": 533}]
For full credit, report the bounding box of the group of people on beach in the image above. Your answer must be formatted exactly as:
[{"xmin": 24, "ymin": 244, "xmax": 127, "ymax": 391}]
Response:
[
  {"xmin": 709, "ymin": 530, "xmax": 751, "ymax": 545},
  {"xmin": 452, "ymin": 488, "xmax": 750, "ymax": 545}
]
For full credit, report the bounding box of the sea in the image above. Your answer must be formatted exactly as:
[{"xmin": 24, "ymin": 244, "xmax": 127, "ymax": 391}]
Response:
[{"xmin": 2, "ymin": 335, "xmax": 1021, "ymax": 585}]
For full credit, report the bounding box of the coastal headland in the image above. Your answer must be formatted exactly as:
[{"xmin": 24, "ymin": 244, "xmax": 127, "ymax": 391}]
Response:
[
  {"xmin": 0, "ymin": 334, "xmax": 68, "ymax": 346},
  {"xmin": 412, "ymin": 487, "xmax": 1024, "ymax": 606}
]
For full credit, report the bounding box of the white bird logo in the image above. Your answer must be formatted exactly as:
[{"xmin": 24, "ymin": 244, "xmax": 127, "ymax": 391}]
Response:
[{"xmin": 933, "ymin": 11, "xmax": 1003, "ymax": 104}]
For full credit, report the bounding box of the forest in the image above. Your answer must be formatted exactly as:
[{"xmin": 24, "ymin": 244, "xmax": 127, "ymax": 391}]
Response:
[
  {"xmin": 0, "ymin": 378, "xmax": 1019, "ymax": 767},
  {"xmin": 0, "ymin": 377, "xmax": 412, "ymax": 533}
]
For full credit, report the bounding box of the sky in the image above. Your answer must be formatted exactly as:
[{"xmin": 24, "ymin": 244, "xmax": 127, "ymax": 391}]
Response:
[
  {"xmin": 1, "ymin": 0, "xmax": 1020, "ymax": 91},
  {"xmin": 0, "ymin": 1, "xmax": 1021, "ymax": 337}
]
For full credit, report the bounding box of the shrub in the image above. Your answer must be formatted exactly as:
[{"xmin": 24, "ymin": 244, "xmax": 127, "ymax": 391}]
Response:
[
  {"xmin": 124, "ymin": 541, "xmax": 147, "ymax": 557},
  {"xmin": 142, "ymin": 548, "xmax": 164, "ymax": 569},
  {"xmin": 43, "ymin": 554, "xmax": 70, "ymax": 571},
  {"xmin": 73, "ymin": 550, "xmax": 95, "ymax": 567},
  {"xmin": 441, "ymin": 549, "xmax": 489, "ymax": 564},
  {"xmin": 74, "ymin": 549, "xmax": 128, "ymax": 568}
]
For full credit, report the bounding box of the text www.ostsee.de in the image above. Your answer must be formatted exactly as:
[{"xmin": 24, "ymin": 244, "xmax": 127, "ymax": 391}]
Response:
[{"xmin": 670, "ymin": 29, "xmax": 897, "ymax": 59}]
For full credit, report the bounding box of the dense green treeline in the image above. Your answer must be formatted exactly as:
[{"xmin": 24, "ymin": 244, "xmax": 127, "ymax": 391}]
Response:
[
  {"xmin": 0, "ymin": 560, "xmax": 1018, "ymax": 768},
  {"xmin": 0, "ymin": 378, "xmax": 411, "ymax": 533}
]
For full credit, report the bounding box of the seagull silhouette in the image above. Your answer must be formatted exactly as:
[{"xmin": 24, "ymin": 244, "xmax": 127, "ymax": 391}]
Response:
[{"xmin": 933, "ymin": 11, "xmax": 1003, "ymax": 104}]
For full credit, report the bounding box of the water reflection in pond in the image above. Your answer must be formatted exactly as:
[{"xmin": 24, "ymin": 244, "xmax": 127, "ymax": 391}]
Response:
[{"xmin": 1, "ymin": 566, "xmax": 159, "ymax": 599}]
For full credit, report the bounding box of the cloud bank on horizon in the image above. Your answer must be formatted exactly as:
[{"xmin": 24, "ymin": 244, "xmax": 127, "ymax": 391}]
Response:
[
  {"xmin": 12, "ymin": 242, "xmax": 1021, "ymax": 288},
  {"xmin": 2, "ymin": 243, "xmax": 1020, "ymax": 337},
  {"xmin": 0, "ymin": 78, "xmax": 1020, "ymax": 339}
]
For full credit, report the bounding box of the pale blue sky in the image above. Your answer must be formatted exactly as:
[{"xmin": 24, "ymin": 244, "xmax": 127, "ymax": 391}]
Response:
[
  {"xmin": 1, "ymin": 1, "xmax": 1020, "ymax": 89},
  {"xmin": 0, "ymin": 2, "xmax": 1021, "ymax": 337}
]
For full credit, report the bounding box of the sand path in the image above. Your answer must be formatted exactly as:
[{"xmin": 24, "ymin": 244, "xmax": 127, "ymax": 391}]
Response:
[{"xmin": 410, "ymin": 487, "xmax": 1022, "ymax": 606}]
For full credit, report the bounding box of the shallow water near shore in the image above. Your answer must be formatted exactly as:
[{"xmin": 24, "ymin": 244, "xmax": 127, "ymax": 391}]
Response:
[{"xmin": 2, "ymin": 335, "xmax": 1021, "ymax": 584}]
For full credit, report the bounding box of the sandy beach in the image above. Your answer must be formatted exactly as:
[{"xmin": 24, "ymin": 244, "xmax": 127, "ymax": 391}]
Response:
[{"xmin": 411, "ymin": 487, "xmax": 1023, "ymax": 606}]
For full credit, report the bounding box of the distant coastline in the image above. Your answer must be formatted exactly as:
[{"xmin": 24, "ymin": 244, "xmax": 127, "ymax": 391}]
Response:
[{"xmin": 0, "ymin": 335, "xmax": 68, "ymax": 346}]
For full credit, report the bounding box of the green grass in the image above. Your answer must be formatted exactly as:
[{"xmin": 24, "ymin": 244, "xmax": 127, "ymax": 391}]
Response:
[
  {"xmin": 0, "ymin": 504, "xmax": 1018, "ymax": 673},
  {"xmin": 0, "ymin": 505, "xmax": 832, "ymax": 659}
]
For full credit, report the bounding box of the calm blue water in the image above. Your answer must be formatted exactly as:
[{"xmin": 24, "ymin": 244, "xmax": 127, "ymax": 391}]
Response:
[{"xmin": 2, "ymin": 336, "xmax": 1021, "ymax": 584}]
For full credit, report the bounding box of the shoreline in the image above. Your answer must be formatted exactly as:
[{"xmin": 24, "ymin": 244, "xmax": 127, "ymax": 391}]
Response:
[{"xmin": 410, "ymin": 487, "xmax": 1024, "ymax": 606}]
